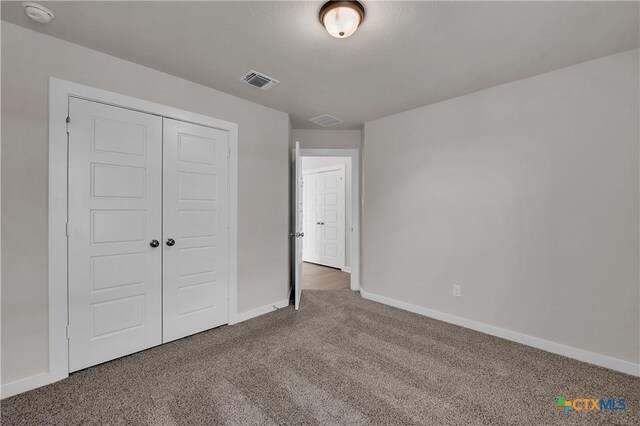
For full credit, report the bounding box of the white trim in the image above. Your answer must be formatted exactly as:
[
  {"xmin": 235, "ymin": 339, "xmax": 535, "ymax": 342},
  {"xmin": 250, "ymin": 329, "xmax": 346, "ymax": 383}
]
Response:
[
  {"xmin": 38, "ymin": 78, "xmax": 240, "ymax": 399},
  {"xmin": 341, "ymin": 266, "xmax": 352, "ymax": 273},
  {"xmin": 299, "ymin": 148, "xmax": 360, "ymax": 291},
  {"xmin": 227, "ymin": 124, "xmax": 239, "ymax": 326},
  {"xmin": 46, "ymin": 77, "xmax": 72, "ymax": 394},
  {"xmin": 1, "ymin": 371, "xmax": 67, "ymax": 399},
  {"xmin": 360, "ymin": 290, "xmax": 640, "ymax": 377},
  {"xmin": 232, "ymin": 291, "xmax": 291, "ymax": 324}
]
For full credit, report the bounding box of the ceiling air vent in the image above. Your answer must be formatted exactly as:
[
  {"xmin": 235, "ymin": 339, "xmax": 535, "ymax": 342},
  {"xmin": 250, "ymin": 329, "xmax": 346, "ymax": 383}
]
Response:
[
  {"xmin": 240, "ymin": 70, "xmax": 279, "ymax": 91},
  {"xmin": 309, "ymin": 114, "xmax": 343, "ymax": 127}
]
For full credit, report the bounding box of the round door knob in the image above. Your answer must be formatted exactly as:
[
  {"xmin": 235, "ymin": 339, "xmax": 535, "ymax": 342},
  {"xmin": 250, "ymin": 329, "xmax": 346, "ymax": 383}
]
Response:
[
  {"xmin": 166, "ymin": 238, "xmax": 175, "ymax": 247},
  {"xmin": 149, "ymin": 239, "xmax": 159, "ymax": 248}
]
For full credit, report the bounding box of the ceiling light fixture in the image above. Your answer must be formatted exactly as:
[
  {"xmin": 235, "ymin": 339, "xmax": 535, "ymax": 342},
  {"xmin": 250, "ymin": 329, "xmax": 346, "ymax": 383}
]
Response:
[
  {"xmin": 22, "ymin": 2, "xmax": 54, "ymax": 24},
  {"xmin": 319, "ymin": 1, "xmax": 365, "ymax": 39}
]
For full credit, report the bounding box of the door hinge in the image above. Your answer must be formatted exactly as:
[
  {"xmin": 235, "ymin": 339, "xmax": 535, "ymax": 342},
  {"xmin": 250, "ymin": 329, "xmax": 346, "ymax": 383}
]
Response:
[
  {"xmin": 66, "ymin": 222, "xmax": 69, "ymax": 237},
  {"xmin": 66, "ymin": 116, "xmax": 70, "ymax": 134},
  {"xmin": 66, "ymin": 325, "xmax": 70, "ymax": 339}
]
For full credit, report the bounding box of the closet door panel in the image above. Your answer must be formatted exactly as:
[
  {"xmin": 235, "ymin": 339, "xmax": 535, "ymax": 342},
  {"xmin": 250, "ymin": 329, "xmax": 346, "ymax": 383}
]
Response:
[
  {"xmin": 68, "ymin": 98, "xmax": 163, "ymax": 372},
  {"xmin": 163, "ymin": 119, "xmax": 229, "ymax": 343}
]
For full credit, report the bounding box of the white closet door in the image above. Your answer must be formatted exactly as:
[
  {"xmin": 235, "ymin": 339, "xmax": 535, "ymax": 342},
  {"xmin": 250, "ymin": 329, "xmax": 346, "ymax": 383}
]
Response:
[
  {"xmin": 162, "ymin": 118, "xmax": 229, "ymax": 342},
  {"xmin": 68, "ymin": 98, "xmax": 163, "ymax": 372}
]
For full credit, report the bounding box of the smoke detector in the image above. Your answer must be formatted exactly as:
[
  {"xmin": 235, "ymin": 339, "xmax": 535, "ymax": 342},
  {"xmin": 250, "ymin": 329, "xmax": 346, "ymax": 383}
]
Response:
[
  {"xmin": 239, "ymin": 70, "xmax": 279, "ymax": 91},
  {"xmin": 309, "ymin": 114, "xmax": 343, "ymax": 127},
  {"xmin": 22, "ymin": 2, "xmax": 54, "ymax": 23}
]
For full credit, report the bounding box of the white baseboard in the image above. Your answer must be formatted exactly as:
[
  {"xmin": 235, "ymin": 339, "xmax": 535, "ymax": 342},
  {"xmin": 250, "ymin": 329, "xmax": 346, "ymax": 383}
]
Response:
[
  {"xmin": 1, "ymin": 371, "xmax": 67, "ymax": 400},
  {"xmin": 360, "ymin": 290, "xmax": 640, "ymax": 377},
  {"xmin": 341, "ymin": 266, "xmax": 352, "ymax": 273},
  {"xmin": 232, "ymin": 291, "xmax": 291, "ymax": 324}
]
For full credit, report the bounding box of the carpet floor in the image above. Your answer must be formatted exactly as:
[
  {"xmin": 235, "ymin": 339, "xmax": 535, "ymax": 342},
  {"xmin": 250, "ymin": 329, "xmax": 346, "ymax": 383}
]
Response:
[{"xmin": 2, "ymin": 290, "xmax": 639, "ymax": 425}]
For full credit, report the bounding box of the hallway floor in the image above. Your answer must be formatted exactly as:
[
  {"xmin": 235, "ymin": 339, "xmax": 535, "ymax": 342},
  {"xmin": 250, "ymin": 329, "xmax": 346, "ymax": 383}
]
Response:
[{"xmin": 301, "ymin": 262, "xmax": 350, "ymax": 290}]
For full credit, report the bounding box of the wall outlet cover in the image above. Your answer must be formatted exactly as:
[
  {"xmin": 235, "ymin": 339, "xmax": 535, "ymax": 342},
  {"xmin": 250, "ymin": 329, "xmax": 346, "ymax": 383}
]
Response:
[{"xmin": 453, "ymin": 285, "xmax": 462, "ymax": 297}]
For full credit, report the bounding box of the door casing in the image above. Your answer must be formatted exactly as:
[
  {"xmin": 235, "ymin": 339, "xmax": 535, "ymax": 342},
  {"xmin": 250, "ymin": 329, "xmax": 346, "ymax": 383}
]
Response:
[{"xmin": 48, "ymin": 78, "xmax": 238, "ymax": 387}]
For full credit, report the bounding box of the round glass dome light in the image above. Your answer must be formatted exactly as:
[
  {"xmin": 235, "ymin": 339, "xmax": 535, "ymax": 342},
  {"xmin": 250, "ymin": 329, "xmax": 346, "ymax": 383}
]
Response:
[{"xmin": 319, "ymin": 1, "xmax": 365, "ymax": 39}]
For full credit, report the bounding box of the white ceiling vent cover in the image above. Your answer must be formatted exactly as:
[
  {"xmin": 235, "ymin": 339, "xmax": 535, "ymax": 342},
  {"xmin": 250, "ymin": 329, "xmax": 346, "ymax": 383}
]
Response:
[
  {"xmin": 240, "ymin": 70, "xmax": 279, "ymax": 91},
  {"xmin": 309, "ymin": 114, "xmax": 343, "ymax": 127}
]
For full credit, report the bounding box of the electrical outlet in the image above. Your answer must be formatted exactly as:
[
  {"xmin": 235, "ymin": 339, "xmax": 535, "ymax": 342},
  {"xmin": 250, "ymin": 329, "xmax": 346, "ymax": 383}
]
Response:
[{"xmin": 453, "ymin": 284, "xmax": 462, "ymax": 297}]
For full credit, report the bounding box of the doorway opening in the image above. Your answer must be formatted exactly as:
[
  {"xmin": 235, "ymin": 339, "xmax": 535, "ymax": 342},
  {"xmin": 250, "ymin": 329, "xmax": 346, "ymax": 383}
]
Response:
[
  {"xmin": 301, "ymin": 158, "xmax": 351, "ymax": 290},
  {"xmin": 292, "ymin": 147, "xmax": 360, "ymax": 308}
]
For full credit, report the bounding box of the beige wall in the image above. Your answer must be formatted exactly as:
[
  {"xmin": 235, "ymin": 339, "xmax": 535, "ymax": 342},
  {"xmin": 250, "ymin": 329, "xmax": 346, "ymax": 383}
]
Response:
[
  {"xmin": 302, "ymin": 157, "xmax": 352, "ymax": 268},
  {"xmin": 1, "ymin": 23, "xmax": 290, "ymax": 385},
  {"xmin": 292, "ymin": 129, "xmax": 361, "ymax": 150},
  {"xmin": 363, "ymin": 49, "xmax": 640, "ymax": 364}
]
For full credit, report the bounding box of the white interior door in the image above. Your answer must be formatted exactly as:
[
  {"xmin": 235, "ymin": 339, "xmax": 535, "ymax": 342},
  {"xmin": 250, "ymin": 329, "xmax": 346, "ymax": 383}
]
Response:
[
  {"xmin": 302, "ymin": 167, "xmax": 345, "ymax": 269},
  {"xmin": 294, "ymin": 142, "xmax": 303, "ymax": 310},
  {"xmin": 162, "ymin": 118, "xmax": 229, "ymax": 342},
  {"xmin": 68, "ymin": 98, "xmax": 163, "ymax": 372}
]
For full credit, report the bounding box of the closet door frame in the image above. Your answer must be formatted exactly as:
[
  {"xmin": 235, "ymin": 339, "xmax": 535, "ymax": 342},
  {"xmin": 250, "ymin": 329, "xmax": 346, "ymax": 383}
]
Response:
[{"xmin": 46, "ymin": 78, "xmax": 238, "ymax": 391}]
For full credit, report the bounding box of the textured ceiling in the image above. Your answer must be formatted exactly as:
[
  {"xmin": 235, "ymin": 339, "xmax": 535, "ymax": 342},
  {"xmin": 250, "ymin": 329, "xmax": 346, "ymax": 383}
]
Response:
[{"xmin": 2, "ymin": 1, "xmax": 638, "ymax": 129}]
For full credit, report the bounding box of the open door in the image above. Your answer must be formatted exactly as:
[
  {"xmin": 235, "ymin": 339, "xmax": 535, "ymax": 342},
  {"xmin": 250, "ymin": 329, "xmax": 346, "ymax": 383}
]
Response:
[{"xmin": 294, "ymin": 141, "xmax": 304, "ymax": 309}]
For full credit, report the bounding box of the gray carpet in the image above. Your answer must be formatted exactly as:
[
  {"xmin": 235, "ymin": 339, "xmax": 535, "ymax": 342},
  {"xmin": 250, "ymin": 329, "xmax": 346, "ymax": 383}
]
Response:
[{"xmin": 2, "ymin": 290, "xmax": 639, "ymax": 425}]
